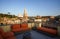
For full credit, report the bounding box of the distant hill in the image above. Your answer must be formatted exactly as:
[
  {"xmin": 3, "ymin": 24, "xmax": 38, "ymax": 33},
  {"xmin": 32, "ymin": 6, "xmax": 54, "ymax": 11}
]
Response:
[{"xmin": 0, "ymin": 13, "xmax": 17, "ymax": 18}]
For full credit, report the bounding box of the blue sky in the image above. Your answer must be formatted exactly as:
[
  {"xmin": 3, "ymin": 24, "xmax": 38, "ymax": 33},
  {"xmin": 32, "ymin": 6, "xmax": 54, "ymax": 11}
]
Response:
[{"xmin": 0, "ymin": 0, "xmax": 60, "ymax": 16}]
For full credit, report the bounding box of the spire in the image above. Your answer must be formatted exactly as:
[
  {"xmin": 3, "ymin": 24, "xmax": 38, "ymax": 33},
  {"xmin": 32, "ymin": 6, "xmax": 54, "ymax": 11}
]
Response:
[
  {"xmin": 23, "ymin": 8, "xmax": 28, "ymax": 21},
  {"xmin": 23, "ymin": 8, "xmax": 28, "ymax": 16}
]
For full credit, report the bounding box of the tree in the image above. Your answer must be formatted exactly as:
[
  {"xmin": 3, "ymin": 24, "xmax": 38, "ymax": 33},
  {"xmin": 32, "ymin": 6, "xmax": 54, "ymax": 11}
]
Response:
[{"xmin": 8, "ymin": 12, "xmax": 10, "ymax": 15}]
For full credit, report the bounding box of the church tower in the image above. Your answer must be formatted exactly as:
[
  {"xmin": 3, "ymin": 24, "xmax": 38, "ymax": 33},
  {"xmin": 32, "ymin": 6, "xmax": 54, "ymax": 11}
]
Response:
[{"xmin": 23, "ymin": 8, "xmax": 28, "ymax": 22}]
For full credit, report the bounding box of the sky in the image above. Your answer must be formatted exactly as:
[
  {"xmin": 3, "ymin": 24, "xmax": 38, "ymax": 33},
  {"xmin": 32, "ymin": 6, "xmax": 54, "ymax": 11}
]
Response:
[{"xmin": 0, "ymin": 0, "xmax": 60, "ymax": 16}]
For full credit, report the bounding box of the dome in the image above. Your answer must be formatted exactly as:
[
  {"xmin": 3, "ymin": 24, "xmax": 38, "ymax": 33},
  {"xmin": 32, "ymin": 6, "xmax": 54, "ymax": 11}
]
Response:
[{"xmin": 18, "ymin": 13, "xmax": 23, "ymax": 17}]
